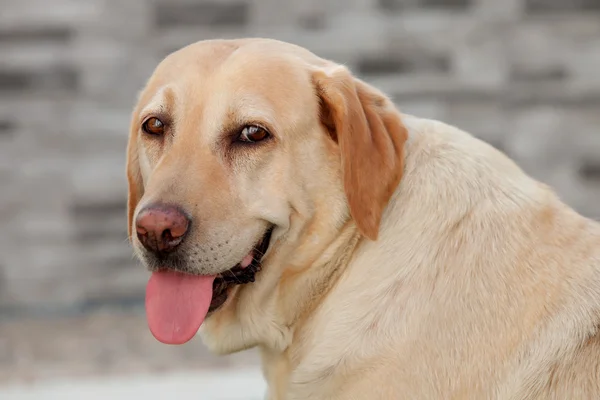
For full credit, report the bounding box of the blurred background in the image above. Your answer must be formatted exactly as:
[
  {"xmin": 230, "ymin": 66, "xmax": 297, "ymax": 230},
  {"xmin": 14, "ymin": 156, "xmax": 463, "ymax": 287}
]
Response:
[{"xmin": 0, "ymin": 0, "xmax": 599, "ymax": 398}]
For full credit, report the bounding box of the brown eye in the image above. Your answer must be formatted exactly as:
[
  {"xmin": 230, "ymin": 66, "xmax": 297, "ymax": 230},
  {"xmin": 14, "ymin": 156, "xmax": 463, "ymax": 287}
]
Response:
[
  {"xmin": 238, "ymin": 125, "xmax": 270, "ymax": 143},
  {"xmin": 142, "ymin": 117, "xmax": 165, "ymax": 136}
]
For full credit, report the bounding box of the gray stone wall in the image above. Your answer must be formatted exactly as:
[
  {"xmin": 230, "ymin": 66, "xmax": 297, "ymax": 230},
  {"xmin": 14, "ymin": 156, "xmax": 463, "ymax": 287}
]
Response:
[{"xmin": 1, "ymin": 0, "xmax": 599, "ymax": 316}]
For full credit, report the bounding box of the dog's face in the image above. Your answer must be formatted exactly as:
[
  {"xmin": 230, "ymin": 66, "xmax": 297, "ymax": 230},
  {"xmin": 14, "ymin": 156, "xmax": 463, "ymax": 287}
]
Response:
[{"xmin": 127, "ymin": 39, "xmax": 407, "ymax": 351}]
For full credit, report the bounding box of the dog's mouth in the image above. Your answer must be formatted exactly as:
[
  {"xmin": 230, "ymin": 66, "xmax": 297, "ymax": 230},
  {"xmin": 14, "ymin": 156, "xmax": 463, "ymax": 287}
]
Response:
[
  {"xmin": 208, "ymin": 227, "xmax": 274, "ymax": 313},
  {"xmin": 145, "ymin": 226, "xmax": 274, "ymax": 345}
]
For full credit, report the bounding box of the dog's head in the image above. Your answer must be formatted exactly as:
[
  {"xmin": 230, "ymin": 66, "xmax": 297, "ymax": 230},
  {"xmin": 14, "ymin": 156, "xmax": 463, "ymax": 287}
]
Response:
[{"xmin": 127, "ymin": 38, "xmax": 407, "ymax": 350}]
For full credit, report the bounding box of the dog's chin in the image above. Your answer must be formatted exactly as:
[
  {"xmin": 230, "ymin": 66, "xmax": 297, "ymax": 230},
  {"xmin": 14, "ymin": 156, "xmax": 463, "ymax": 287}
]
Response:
[
  {"xmin": 206, "ymin": 226, "xmax": 274, "ymax": 315},
  {"xmin": 197, "ymin": 227, "xmax": 276, "ymax": 354}
]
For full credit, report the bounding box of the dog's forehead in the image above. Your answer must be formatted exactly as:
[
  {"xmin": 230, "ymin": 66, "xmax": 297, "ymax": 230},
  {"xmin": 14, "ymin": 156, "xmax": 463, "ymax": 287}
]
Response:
[
  {"xmin": 151, "ymin": 39, "xmax": 315, "ymax": 88},
  {"xmin": 134, "ymin": 41, "xmax": 243, "ymax": 109},
  {"xmin": 135, "ymin": 39, "xmax": 321, "ymax": 130}
]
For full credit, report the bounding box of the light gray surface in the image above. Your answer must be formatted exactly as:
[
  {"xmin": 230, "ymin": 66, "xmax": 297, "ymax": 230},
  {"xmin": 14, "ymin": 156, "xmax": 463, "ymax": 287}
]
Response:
[
  {"xmin": 0, "ymin": 311, "xmax": 260, "ymax": 384},
  {"xmin": 0, "ymin": 368, "xmax": 266, "ymax": 400}
]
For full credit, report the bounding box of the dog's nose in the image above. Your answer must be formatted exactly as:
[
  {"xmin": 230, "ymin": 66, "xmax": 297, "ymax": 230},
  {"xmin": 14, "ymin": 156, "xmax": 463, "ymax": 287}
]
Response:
[{"xmin": 135, "ymin": 205, "xmax": 190, "ymax": 253}]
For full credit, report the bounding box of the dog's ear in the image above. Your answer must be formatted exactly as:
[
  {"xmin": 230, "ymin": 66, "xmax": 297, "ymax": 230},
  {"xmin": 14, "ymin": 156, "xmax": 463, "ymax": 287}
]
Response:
[
  {"xmin": 312, "ymin": 65, "xmax": 408, "ymax": 240},
  {"xmin": 126, "ymin": 127, "xmax": 144, "ymax": 241}
]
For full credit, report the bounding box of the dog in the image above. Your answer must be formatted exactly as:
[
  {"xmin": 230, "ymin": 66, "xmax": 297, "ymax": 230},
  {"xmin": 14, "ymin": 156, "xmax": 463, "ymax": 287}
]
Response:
[{"xmin": 126, "ymin": 38, "xmax": 600, "ymax": 399}]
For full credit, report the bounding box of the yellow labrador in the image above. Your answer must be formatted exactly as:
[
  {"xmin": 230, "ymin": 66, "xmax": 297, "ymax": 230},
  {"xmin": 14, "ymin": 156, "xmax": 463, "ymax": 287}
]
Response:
[{"xmin": 126, "ymin": 38, "xmax": 600, "ymax": 399}]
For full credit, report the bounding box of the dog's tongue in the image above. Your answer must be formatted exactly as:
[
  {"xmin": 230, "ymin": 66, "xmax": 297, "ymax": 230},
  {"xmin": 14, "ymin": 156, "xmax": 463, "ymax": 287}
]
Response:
[{"xmin": 145, "ymin": 270, "xmax": 215, "ymax": 345}]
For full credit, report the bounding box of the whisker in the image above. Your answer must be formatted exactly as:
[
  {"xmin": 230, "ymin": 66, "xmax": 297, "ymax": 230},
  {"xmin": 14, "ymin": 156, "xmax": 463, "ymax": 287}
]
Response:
[
  {"xmin": 253, "ymin": 248, "xmax": 265, "ymax": 258},
  {"xmin": 226, "ymin": 268, "xmax": 242, "ymax": 284}
]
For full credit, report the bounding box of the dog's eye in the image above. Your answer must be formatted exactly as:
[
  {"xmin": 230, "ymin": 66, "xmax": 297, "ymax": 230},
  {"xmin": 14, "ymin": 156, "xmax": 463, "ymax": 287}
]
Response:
[
  {"xmin": 237, "ymin": 125, "xmax": 270, "ymax": 143},
  {"xmin": 142, "ymin": 117, "xmax": 165, "ymax": 136}
]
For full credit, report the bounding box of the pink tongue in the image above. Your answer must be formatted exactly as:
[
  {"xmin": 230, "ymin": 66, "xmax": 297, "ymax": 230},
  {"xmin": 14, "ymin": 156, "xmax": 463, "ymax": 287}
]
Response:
[{"xmin": 145, "ymin": 270, "xmax": 215, "ymax": 345}]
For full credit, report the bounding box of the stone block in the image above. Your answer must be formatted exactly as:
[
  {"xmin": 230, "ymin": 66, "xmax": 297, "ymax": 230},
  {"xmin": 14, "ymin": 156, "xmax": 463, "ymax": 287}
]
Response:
[
  {"xmin": 0, "ymin": 120, "xmax": 15, "ymax": 136},
  {"xmin": 579, "ymin": 160, "xmax": 600, "ymax": 183},
  {"xmin": 0, "ymin": 67, "xmax": 78, "ymax": 93},
  {"xmin": 0, "ymin": 26, "xmax": 72, "ymax": 44},
  {"xmin": 526, "ymin": 0, "xmax": 600, "ymax": 13},
  {"xmin": 379, "ymin": 0, "xmax": 473, "ymax": 11},
  {"xmin": 356, "ymin": 52, "xmax": 450, "ymax": 76},
  {"xmin": 155, "ymin": 2, "xmax": 250, "ymax": 28}
]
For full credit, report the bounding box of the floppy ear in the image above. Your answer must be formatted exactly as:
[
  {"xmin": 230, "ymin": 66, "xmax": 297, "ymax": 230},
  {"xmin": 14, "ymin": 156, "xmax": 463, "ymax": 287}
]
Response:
[
  {"xmin": 312, "ymin": 65, "xmax": 408, "ymax": 240},
  {"xmin": 126, "ymin": 129, "xmax": 144, "ymax": 241}
]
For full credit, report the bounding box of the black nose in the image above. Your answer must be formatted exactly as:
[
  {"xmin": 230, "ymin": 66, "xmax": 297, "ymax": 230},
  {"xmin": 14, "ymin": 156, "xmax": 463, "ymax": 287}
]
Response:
[{"xmin": 135, "ymin": 205, "xmax": 190, "ymax": 254}]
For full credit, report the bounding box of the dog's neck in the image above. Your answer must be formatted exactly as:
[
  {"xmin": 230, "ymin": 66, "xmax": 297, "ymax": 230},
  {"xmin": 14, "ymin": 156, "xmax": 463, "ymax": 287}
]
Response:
[
  {"xmin": 259, "ymin": 217, "xmax": 362, "ymax": 396},
  {"xmin": 282, "ymin": 219, "xmax": 362, "ymax": 327}
]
